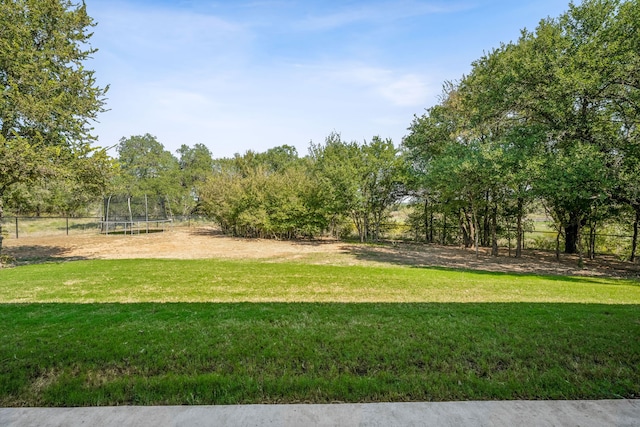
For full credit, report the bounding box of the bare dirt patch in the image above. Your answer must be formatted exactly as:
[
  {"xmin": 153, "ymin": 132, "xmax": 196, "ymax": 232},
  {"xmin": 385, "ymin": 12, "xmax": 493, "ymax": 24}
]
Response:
[{"xmin": 3, "ymin": 226, "xmax": 639, "ymax": 278}]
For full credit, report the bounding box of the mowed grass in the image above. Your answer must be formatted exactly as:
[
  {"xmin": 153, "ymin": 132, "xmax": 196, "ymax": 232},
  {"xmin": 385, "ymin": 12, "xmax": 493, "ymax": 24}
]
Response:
[
  {"xmin": 1, "ymin": 259, "xmax": 639, "ymax": 303},
  {"xmin": 1, "ymin": 259, "xmax": 639, "ymax": 406}
]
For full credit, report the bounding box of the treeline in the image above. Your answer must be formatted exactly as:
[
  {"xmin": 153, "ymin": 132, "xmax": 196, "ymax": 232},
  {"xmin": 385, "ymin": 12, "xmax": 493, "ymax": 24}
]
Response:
[
  {"xmin": 199, "ymin": 135, "xmax": 404, "ymax": 241},
  {"xmin": 112, "ymin": 134, "xmax": 213, "ymax": 218},
  {"xmin": 3, "ymin": 134, "xmax": 213, "ymax": 219},
  {"xmin": 4, "ymin": 0, "xmax": 638, "ymax": 262},
  {"xmin": 402, "ymin": 0, "xmax": 639, "ymax": 262},
  {"xmin": 4, "ymin": 132, "xmax": 407, "ymax": 244}
]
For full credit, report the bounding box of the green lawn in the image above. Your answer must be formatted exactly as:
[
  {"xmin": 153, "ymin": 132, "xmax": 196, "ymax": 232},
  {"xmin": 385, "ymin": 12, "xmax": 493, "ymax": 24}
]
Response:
[
  {"xmin": 1, "ymin": 259, "xmax": 638, "ymax": 303},
  {"xmin": 1, "ymin": 259, "xmax": 638, "ymax": 406}
]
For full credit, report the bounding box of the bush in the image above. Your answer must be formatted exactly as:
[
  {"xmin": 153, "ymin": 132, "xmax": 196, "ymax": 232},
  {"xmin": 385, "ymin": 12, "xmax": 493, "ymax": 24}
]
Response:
[{"xmin": 0, "ymin": 254, "xmax": 16, "ymax": 268}]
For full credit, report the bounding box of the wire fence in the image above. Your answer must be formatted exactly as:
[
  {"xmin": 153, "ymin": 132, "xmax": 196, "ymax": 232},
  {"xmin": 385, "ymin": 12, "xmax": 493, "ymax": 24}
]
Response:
[
  {"xmin": 0, "ymin": 215, "xmax": 212, "ymax": 239},
  {"xmin": 1, "ymin": 216, "xmax": 101, "ymax": 239},
  {"xmin": 1, "ymin": 216, "xmax": 635, "ymax": 259},
  {"xmin": 385, "ymin": 223, "xmax": 635, "ymax": 259}
]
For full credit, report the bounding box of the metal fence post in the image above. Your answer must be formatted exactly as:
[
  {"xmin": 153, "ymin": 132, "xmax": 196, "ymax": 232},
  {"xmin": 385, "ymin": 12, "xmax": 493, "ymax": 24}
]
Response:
[{"xmin": 15, "ymin": 217, "xmax": 18, "ymax": 239}]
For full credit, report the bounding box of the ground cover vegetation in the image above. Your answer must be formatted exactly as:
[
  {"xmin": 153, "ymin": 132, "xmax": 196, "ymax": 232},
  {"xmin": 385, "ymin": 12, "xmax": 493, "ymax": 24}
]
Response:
[
  {"xmin": 2, "ymin": 258, "xmax": 639, "ymax": 303},
  {"xmin": 0, "ymin": 259, "xmax": 638, "ymax": 405},
  {"xmin": 1, "ymin": 0, "xmax": 640, "ymax": 406},
  {"xmin": 2, "ymin": 0, "xmax": 639, "ymax": 263}
]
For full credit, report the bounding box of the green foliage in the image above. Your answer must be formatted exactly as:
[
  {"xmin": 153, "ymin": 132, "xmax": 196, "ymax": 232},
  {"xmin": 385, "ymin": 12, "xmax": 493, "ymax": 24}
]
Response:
[
  {"xmin": 402, "ymin": 0, "xmax": 640, "ymax": 260},
  {"xmin": 0, "ymin": 0, "xmax": 107, "ymax": 145},
  {"xmin": 176, "ymin": 143, "xmax": 213, "ymax": 214},
  {"xmin": 200, "ymin": 148, "xmax": 326, "ymax": 238},
  {"xmin": 198, "ymin": 134, "xmax": 405, "ymax": 241},
  {"xmin": 311, "ymin": 133, "xmax": 406, "ymax": 242},
  {"xmin": 0, "ymin": 0, "xmax": 111, "ymax": 252},
  {"xmin": 116, "ymin": 134, "xmax": 180, "ymax": 197},
  {"xmin": 3, "ymin": 144, "xmax": 115, "ymax": 216},
  {"xmin": 113, "ymin": 135, "xmax": 214, "ymax": 218}
]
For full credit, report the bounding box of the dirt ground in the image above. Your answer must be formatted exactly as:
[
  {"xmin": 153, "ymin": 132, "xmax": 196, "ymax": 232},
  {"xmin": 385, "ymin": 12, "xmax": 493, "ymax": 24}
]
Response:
[{"xmin": 3, "ymin": 226, "xmax": 639, "ymax": 278}]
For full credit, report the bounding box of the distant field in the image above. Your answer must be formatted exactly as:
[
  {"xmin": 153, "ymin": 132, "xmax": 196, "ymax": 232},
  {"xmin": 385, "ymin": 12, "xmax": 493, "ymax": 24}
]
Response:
[{"xmin": 1, "ymin": 259, "xmax": 638, "ymax": 406}]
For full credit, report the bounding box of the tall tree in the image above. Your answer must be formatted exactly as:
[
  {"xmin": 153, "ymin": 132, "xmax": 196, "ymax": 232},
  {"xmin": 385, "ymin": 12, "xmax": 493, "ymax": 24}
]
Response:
[
  {"xmin": 456, "ymin": 43, "xmax": 547, "ymax": 257},
  {"xmin": 503, "ymin": 0, "xmax": 634, "ymax": 254},
  {"xmin": 402, "ymin": 0, "xmax": 640, "ymax": 261},
  {"xmin": 0, "ymin": 0, "xmax": 109, "ymax": 253},
  {"xmin": 603, "ymin": 0, "xmax": 640, "ymax": 261},
  {"xmin": 311, "ymin": 133, "xmax": 404, "ymax": 242},
  {"xmin": 176, "ymin": 143, "xmax": 213, "ymax": 215},
  {"xmin": 402, "ymin": 91, "xmax": 461, "ymax": 245},
  {"xmin": 115, "ymin": 134, "xmax": 181, "ymax": 219}
]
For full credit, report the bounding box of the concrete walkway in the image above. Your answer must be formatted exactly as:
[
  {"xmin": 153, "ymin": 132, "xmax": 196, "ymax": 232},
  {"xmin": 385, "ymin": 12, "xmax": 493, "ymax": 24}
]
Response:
[{"xmin": 1, "ymin": 400, "xmax": 639, "ymax": 427}]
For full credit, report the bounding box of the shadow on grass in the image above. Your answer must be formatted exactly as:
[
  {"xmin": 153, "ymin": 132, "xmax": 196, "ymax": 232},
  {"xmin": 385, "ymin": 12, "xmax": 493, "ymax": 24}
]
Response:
[
  {"xmin": 3, "ymin": 244, "xmax": 89, "ymax": 266},
  {"xmin": 1, "ymin": 302, "xmax": 638, "ymax": 406},
  {"xmin": 188, "ymin": 227, "xmax": 226, "ymax": 237},
  {"xmin": 190, "ymin": 227, "xmax": 342, "ymax": 246},
  {"xmin": 410, "ymin": 265, "xmax": 640, "ymax": 286},
  {"xmin": 341, "ymin": 242, "xmax": 640, "ymax": 281}
]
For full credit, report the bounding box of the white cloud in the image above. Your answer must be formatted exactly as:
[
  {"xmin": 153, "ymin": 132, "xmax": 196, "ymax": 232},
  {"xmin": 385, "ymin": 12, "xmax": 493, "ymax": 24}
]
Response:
[
  {"xmin": 88, "ymin": 1, "xmax": 448, "ymax": 156},
  {"xmin": 295, "ymin": 1, "xmax": 470, "ymax": 31},
  {"xmin": 378, "ymin": 74, "xmax": 433, "ymax": 107},
  {"xmin": 89, "ymin": 1, "xmax": 252, "ymax": 73},
  {"xmin": 329, "ymin": 64, "xmax": 436, "ymax": 107}
]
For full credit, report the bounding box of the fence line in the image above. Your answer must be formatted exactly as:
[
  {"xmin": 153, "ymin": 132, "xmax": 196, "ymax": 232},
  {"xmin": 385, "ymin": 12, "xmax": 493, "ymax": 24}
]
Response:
[
  {"xmin": 0, "ymin": 216, "xmax": 101, "ymax": 239},
  {"xmin": 384, "ymin": 224, "xmax": 634, "ymax": 258},
  {"xmin": 0, "ymin": 215, "xmax": 212, "ymax": 239},
  {"xmin": 1, "ymin": 216, "xmax": 635, "ymax": 258}
]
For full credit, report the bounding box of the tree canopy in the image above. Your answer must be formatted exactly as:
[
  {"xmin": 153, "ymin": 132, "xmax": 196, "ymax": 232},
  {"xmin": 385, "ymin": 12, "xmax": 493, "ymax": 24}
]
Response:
[
  {"xmin": 0, "ymin": 0, "xmax": 111, "ymax": 253},
  {"xmin": 402, "ymin": 0, "xmax": 640, "ymax": 261}
]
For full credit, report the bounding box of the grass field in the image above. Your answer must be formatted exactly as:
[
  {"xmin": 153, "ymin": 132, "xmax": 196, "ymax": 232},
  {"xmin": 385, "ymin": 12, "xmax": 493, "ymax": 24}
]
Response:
[
  {"xmin": 2, "ymin": 259, "xmax": 639, "ymax": 303},
  {"xmin": 1, "ymin": 259, "xmax": 639, "ymax": 406}
]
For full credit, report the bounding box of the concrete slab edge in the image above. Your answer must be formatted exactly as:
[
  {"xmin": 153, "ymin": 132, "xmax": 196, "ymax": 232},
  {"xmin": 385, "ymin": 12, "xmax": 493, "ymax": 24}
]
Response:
[{"xmin": 1, "ymin": 399, "xmax": 639, "ymax": 427}]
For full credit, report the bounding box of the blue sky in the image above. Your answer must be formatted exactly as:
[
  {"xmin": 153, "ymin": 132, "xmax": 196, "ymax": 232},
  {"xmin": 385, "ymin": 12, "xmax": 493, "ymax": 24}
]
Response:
[{"xmin": 86, "ymin": 0, "xmax": 572, "ymax": 158}]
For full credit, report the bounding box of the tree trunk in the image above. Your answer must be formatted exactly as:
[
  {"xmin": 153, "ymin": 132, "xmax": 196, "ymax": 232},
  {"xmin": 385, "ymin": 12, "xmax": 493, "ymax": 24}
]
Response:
[
  {"xmin": 482, "ymin": 192, "xmax": 490, "ymax": 247},
  {"xmin": 588, "ymin": 220, "xmax": 596, "ymax": 260},
  {"xmin": 374, "ymin": 213, "xmax": 379, "ymax": 241},
  {"xmin": 0, "ymin": 197, "xmax": 4, "ymax": 256},
  {"xmin": 577, "ymin": 221, "xmax": 584, "ymax": 268},
  {"xmin": 491, "ymin": 202, "xmax": 498, "ymax": 257},
  {"xmin": 473, "ymin": 212, "xmax": 479, "ymax": 259},
  {"xmin": 564, "ymin": 213, "xmax": 579, "ymax": 254},
  {"xmin": 631, "ymin": 207, "xmax": 639, "ymax": 263},
  {"xmin": 516, "ymin": 198, "xmax": 523, "ymax": 258},
  {"xmin": 424, "ymin": 198, "xmax": 429, "ymax": 243},
  {"xmin": 364, "ymin": 215, "xmax": 369, "ymax": 242},
  {"xmin": 460, "ymin": 210, "xmax": 471, "ymax": 248},
  {"xmin": 351, "ymin": 212, "xmax": 364, "ymax": 242},
  {"xmin": 442, "ymin": 213, "xmax": 447, "ymax": 245},
  {"xmin": 460, "ymin": 217, "xmax": 468, "ymax": 247},
  {"xmin": 429, "ymin": 210, "xmax": 434, "ymax": 244}
]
